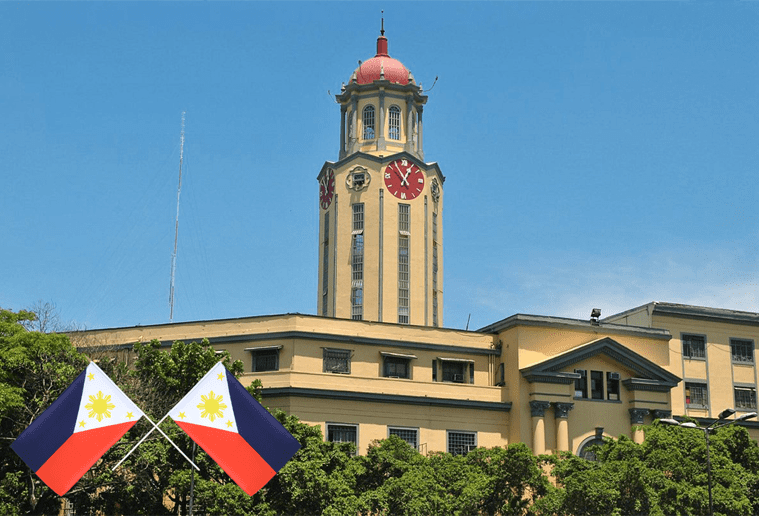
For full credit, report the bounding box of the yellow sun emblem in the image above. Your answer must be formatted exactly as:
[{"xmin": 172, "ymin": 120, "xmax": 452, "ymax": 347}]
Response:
[
  {"xmin": 85, "ymin": 391, "xmax": 115, "ymax": 422},
  {"xmin": 197, "ymin": 391, "xmax": 227, "ymax": 422}
]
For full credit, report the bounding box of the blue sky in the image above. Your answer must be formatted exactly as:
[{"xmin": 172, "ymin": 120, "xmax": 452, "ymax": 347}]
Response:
[{"xmin": 1, "ymin": 2, "xmax": 757, "ymax": 331}]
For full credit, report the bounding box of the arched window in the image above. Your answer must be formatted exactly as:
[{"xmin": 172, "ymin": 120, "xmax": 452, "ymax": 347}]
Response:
[
  {"xmin": 362, "ymin": 105, "xmax": 375, "ymax": 140},
  {"xmin": 388, "ymin": 105, "xmax": 401, "ymax": 140},
  {"xmin": 576, "ymin": 434, "xmax": 605, "ymax": 461}
]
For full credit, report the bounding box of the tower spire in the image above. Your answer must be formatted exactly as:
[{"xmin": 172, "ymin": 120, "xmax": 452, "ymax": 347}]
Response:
[{"xmin": 376, "ymin": 11, "xmax": 388, "ymax": 57}]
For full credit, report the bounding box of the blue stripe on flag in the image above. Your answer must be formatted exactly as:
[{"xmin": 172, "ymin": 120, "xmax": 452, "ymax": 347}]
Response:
[
  {"xmin": 226, "ymin": 370, "xmax": 300, "ymax": 471},
  {"xmin": 11, "ymin": 369, "xmax": 86, "ymax": 472}
]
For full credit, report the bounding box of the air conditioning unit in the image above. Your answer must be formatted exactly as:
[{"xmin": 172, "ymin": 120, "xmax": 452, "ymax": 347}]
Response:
[
  {"xmin": 609, "ymin": 372, "xmax": 621, "ymax": 380},
  {"xmin": 452, "ymin": 374, "xmax": 464, "ymax": 382}
]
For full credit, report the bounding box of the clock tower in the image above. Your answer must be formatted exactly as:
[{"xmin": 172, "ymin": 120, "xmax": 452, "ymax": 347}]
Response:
[{"xmin": 317, "ymin": 24, "xmax": 444, "ymax": 326}]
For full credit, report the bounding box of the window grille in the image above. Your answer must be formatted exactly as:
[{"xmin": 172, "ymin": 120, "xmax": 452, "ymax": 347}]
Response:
[
  {"xmin": 685, "ymin": 382, "xmax": 708, "ymax": 408},
  {"xmin": 323, "ymin": 348, "xmax": 351, "ymax": 374},
  {"xmin": 574, "ymin": 369, "xmax": 588, "ymax": 398},
  {"xmin": 735, "ymin": 387, "xmax": 757, "ymax": 410},
  {"xmin": 606, "ymin": 371, "xmax": 620, "ymax": 401},
  {"xmin": 447, "ymin": 431, "xmax": 476, "ymax": 456},
  {"xmin": 327, "ymin": 424, "xmax": 358, "ymax": 454},
  {"xmin": 383, "ymin": 356, "xmax": 410, "ymax": 378},
  {"xmin": 731, "ymin": 339, "xmax": 754, "ymax": 364},
  {"xmin": 398, "ymin": 204, "xmax": 410, "ymax": 324},
  {"xmin": 388, "ymin": 106, "xmax": 401, "ymax": 140},
  {"xmin": 252, "ymin": 349, "xmax": 279, "ymax": 372},
  {"xmin": 683, "ymin": 334, "xmax": 706, "ymax": 359},
  {"xmin": 362, "ymin": 105, "xmax": 375, "ymax": 139},
  {"xmin": 590, "ymin": 370, "xmax": 604, "ymax": 400},
  {"xmin": 351, "ymin": 204, "xmax": 364, "ymax": 320},
  {"xmin": 442, "ymin": 361, "xmax": 465, "ymax": 383},
  {"xmin": 389, "ymin": 427, "xmax": 418, "ymax": 449}
]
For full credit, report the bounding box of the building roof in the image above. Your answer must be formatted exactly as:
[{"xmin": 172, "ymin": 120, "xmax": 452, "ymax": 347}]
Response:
[
  {"xmin": 605, "ymin": 302, "xmax": 759, "ymax": 327},
  {"xmin": 351, "ymin": 32, "xmax": 412, "ymax": 86},
  {"xmin": 477, "ymin": 313, "xmax": 671, "ymax": 340}
]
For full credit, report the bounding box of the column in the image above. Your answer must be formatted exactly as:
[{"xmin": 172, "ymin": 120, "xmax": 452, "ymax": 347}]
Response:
[
  {"xmin": 553, "ymin": 402, "xmax": 574, "ymax": 452},
  {"xmin": 529, "ymin": 401, "xmax": 551, "ymax": 454},
  {"xmin": 629, "ymin": 408, "xmax": 649, "ymax": 444},
  {"xmin": 339, "ymin": 105, "xmax": 347, "ymax": 159},
  {"xmin": 405, "ymin": 98, "xmax": 413, "ymax": 153},
  {"xmin": 350, "ymin": 97, "xmax": 358, "ymax": 154},
  {"xmin": 417, "ymin": 106, "xmax": 424, "ymax": 159},
  {"xmin": 378, "ymin": 90, "xmax": 386, "ymax": 151}
]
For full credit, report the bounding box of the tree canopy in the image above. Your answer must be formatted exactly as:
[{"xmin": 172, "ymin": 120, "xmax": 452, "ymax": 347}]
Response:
[{"xmin": 3, "ymin": 307, "xmax": 759, "ymax": 515}]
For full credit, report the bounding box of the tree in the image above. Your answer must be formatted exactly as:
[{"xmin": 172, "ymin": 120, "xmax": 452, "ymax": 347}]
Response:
[
  {"xmin": 0, "ymin": 309, "xmax": 88, "ymax": 515},
  {"xmin": 540, "ymin": 421, "xmax": 759, "ymax": 516}
]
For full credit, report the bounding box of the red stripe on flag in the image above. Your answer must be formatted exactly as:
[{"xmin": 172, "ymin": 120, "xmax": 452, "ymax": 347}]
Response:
[
  {"xmin": 35, "ymin": 421, "xmax": 137, "ymax": 496},
  {"xmin": 176, "ymin": 421, "xmax": 277, "ymax": 496}
]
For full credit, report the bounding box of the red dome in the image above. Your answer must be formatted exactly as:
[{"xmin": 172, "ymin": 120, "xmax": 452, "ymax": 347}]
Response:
[{"xmin": 352, "ymin": 35, "xmax": 412, "ymax": 86}]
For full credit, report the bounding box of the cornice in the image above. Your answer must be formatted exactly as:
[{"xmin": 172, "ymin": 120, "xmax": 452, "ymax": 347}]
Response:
[
  {"xmin": 262, "ymin": 387, "xmax": 511, "ymax": 412},
  {"xmin": 478, "ymin": 313, "xmax": 671, "ymax": 341},
  {"xmin": 318, "ymin": 153, "xmax": 445, "ymax": 184}
]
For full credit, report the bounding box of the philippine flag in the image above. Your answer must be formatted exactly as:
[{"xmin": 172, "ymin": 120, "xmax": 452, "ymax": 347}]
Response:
[
  {"xmin": 11, "ymin": 361, "xmax": 144, "ymax": 496},
  {"xmin": 169, "ymin": 362, "xmax": 301, "ymax": 496}
]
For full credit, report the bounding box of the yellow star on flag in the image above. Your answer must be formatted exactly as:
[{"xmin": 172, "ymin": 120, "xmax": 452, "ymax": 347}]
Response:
[
  {"xmin": 226, "ymin": 420, "xmax": 233, "ymax": 428},
  {"xmin": 217, "ymin": 372, "xmax": 224, "ymax": 380},
  {"xmin": 178, "ymin": 411, "xmax": 186, "ymax": 420},
  {"xmin": 126, "ymin": 411, "xmax": 134, "ymax": 419},
  {"xmin": 87, "ymin": 372, "xmax": 95, "ymax": 381},
  {"xmin": 79, "ymin": 420, "xmax": 86, "ymax": 428}
]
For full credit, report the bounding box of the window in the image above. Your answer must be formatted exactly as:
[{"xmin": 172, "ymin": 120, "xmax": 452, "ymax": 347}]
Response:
[
  {"xmin": 685, "ymin": 382, "xmax": 708, "ymax": 409},
  {"xmin": 577, "ymin": 436, "xmax": 604, "ymax": 461},
  {"xmin": 322, "ymin": 212, "xmax": 329, "ymax": 316},
  {"xmin": 362, "ymin": 105, "xmax": 375, "ymax": 139},
  {"xmin": 323, "ymin": 348, "xmax": 351, "ymax": 374},
  {"xmin": 389, "ymin": 427, "xmax": 418, "ymax": 449},
  {"xmin": 447, "ymin": 431, "xmax": 476, "ymax": 456},
  {"xmin": 388, "ymin": 105, "xmax": 401, "ymax": 140},
  {"xmin": 327, "ymin": 424, "xmax": 358, "ymax": 453},
  {"xmin": 590, "ymin": 370, "xmax": 604, "ymax": 400},
  {"xmin": 442, "ymin": 361, "xmax": 465, "ymax": 383},
  {"xmin": 606, "ymin": 372, "xmax": 620, "ymax": 401},
  {"xmin": 735, "ymin": 387, "xmax": 757, "ymax": 410},
  {"xmin": 398, "ymin": 204, "xmax": 410, "ymax": 324},
  {"xmin": 683, "ymin": 334, "xmax": 706, "ymax": 359},
  {"xmin": 731, "ymin": 339, "xmax": 754, "ymax": 364},
  {"xmin": 383, "ymin": 355, "xmax": 411, "ymax": 379},
  {"xmin": 574, "ymin": 369, "xmax": 588, "ymax": 398},
  {"xmin": 351, "ymin": 204, "xmax": 364, "ymax": 320},
  {"xmin": 250, "ymin": 347, "xmax": 279, "ymax": 372}
]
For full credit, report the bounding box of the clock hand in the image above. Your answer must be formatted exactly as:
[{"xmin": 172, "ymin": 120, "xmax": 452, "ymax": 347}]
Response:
[{"xmin": 401, "ymin": 168, "xmax": 412, "ymax": 186}]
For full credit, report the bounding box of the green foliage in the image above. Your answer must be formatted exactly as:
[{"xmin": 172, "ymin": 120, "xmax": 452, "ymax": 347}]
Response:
[
  {"xmin": 0, "ymin": 309, "xmax": 88, "ymax": 514},
  {"xmin": 7, "ymin": 307, "xmax": 759, "ymax": 515},
  {"xmin": 542, "ymin": 422, "xmax": 759, "ymax": 516}
]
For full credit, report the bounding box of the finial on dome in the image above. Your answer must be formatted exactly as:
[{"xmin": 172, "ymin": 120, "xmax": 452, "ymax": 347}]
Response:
[{"xmin": 376, "ymin": 14, "xmax": 389, "ymax": 57}]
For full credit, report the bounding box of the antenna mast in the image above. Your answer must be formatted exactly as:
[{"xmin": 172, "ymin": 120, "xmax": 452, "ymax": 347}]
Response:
[{"xmin": 169, "ymin": 112, "xmax": 185, "ymax": 322}]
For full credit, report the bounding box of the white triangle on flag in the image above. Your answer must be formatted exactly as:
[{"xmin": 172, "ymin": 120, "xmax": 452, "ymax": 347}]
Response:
[
  {"xmin": 170, "ymin": 362, "xmax": 238, "ymax": 433},
  {"xmin": 73, "ymin": 362, "xmax": 144, "ymax": 434}
]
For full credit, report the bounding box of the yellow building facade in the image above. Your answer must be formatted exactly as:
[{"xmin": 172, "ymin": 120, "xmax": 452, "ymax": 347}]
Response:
[{"xmin": 75, "ymin": 29, "xmax": 759, "ymax": 458}]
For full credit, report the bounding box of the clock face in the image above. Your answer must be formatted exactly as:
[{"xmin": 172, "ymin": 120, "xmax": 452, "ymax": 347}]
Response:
[
  {"xmin": 319, "ymin": 168, "xmax": 335, "ymax": 209},
  {"xmin": 383, "ymin": 158, "xmax": 424, "ymax": 200}
]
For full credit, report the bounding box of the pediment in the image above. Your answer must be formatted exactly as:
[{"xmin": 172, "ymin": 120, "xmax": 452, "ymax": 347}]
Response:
[{"xmin": 520, "ymin": 337, "xmax": 680, "ymax": 391}]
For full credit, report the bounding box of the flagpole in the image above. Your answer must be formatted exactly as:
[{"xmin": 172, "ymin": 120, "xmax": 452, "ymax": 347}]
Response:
[
  {"xmin": 188, "ymin": 442, "xmax": 197, "ymax": 516},
  {"xmin": 112, "ymin": 414, "xmax": 199, "ymax": 472}
]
